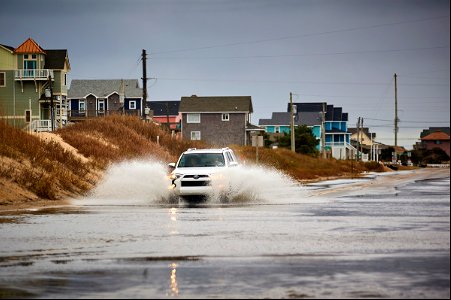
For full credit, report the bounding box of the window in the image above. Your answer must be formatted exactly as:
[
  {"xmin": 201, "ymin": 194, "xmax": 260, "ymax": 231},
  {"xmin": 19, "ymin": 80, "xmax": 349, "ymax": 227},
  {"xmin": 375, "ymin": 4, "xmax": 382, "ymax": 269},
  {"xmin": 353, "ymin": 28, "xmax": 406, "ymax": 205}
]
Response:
[
  {"xmin": 79, "ymin": 100, "xmax": 86, "ymax": 111},
  {"xmin": 0, "ymin": 72, "xmax": 5, "ymax": 87},
  {"xmin": 23, "ymin": 55, "xmax": 37, "ymax": 69},
  {"xmin": 98, "ymin": 99, "xmax": 105, "ymax": 111},
  {"xmin": 191, "ymin": 131, "xmax": 201, "ymax": 140},
  {"xmin": 25, "ymin": 110, "xmax": 31, "ymax": 123},
  {"xmin": 275, "ymin": 126, "xmax": 280, "ymax": 134},
  {"xmin": 222, "ymin": 113, "xmax": 230, "ymax": 121},
  {"xmin": 187, "ymin": 113, "xmax": 201, "ymax": 123},
  {"xmin": 129, "ymin": 101, "xmax": 136, "ymax": 110},
  {"xmin": 179, "ymin": 153, "xmax": 225, "ymax": 168},
  {"xmin": 435, "ymin": 140, "xmax": 442, "ymax": 145},
  {"xmin": 64, "ymin": 73, "xmax": 67, "ymax": 86}
]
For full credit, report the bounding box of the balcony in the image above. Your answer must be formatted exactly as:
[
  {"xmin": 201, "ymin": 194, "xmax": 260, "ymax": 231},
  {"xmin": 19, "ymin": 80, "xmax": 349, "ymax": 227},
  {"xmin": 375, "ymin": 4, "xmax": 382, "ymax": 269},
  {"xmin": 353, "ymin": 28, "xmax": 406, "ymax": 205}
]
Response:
[{"xmin": 15, "ymin": 69, "xmax": 54, "ymax": 81}]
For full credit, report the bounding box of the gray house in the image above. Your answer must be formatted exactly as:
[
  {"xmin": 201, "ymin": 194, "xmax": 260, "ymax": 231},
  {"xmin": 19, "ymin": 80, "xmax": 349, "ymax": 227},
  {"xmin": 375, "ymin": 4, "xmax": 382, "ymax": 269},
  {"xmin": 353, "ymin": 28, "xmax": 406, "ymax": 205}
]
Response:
[
  {"xmin": 179, "ymin": 95, "xmax": 255, "ymax": 146},
  {"xmin": 67, "ymin": 79, "xmax": 143, "ymax": 120}
]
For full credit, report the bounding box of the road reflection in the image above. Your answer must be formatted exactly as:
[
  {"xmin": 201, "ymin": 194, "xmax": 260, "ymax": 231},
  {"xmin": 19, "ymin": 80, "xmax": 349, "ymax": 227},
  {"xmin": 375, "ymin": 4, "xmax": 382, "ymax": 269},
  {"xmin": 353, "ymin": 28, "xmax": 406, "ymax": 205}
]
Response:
[
  {"xmin": 169, "ymin": 262, "xmax": 179, "ymax": 296},
  {"xmin": 169, "ymin": 207, "xmax": 178, "ymax": 235}
]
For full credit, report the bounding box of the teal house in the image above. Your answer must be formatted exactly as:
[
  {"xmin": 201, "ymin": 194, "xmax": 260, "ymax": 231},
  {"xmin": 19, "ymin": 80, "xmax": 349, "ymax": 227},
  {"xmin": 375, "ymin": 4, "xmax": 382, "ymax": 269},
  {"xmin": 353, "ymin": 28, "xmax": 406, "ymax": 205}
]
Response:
[{"xmin": 259, "ymin": 102, "xmax": 354, "ymax": 159}]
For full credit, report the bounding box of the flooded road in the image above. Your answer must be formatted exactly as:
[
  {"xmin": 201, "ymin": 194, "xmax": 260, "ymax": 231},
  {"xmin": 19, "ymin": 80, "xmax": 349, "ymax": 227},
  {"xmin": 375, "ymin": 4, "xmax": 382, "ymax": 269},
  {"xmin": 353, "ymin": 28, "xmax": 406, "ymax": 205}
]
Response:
[{"xmin": 0, "ymin": 164, "xmax": 449, "ymax": 299}]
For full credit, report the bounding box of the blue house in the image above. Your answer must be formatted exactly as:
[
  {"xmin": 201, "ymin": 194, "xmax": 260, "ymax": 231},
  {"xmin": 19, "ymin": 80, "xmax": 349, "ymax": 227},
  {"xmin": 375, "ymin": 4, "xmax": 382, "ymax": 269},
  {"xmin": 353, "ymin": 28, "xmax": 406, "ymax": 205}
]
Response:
[
  {"xmin": 259, "ymin": 102, "xmax": 354, "ymax": 159},
  {"xmin": 67, "ymin": 79, "xmax": 143, "ymax": 120}
]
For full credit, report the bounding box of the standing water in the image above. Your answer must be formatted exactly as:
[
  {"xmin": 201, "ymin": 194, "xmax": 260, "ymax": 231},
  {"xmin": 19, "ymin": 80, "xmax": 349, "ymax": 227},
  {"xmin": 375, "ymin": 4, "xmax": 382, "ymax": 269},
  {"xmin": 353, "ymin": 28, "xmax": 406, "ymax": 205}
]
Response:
[{"xmin": 0, "ymin": 160, "xmax": 449, "ymax": 299}]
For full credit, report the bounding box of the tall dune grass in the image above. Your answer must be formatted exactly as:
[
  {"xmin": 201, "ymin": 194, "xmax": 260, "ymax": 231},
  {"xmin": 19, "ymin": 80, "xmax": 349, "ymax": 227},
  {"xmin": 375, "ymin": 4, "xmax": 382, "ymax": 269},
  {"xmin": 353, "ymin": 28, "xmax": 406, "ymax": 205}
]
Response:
[
  {"xmin": 0, "ymin": 121, "xmax": 91, "ymax": 199},
  {"xmin": 57, "ymin": 115, "xmax": 205, "ymax": 168}
]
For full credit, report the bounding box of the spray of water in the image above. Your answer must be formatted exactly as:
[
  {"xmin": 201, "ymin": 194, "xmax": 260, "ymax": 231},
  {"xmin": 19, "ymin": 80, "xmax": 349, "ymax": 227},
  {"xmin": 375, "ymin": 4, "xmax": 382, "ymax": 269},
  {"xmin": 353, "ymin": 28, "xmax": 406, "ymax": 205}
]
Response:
[
  {"xmin": 73, "ymin": 159, "xmax": 304, "ymax": 206},
  {"xmin": 72, "ymin": 159, "xmax": 172, "ymax": 206},
  {"xmin": 209, "ymin": 165, "xmax": 300, "ymax": 203}
]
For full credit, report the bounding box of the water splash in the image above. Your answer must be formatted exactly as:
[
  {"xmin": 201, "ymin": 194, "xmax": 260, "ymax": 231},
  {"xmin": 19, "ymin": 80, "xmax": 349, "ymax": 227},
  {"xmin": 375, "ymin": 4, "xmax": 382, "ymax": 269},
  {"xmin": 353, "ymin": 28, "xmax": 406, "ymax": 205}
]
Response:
[
  {"xmin": 73, "ymin": 159, "xmax": 172, "ymax": 206},
  {"xmin": 73, "ymin": 159, "xmax": 303, "ymax": 206},
  {"xmin": 209, "ymin": 165, "xmax": 300, "ymax": 203}
]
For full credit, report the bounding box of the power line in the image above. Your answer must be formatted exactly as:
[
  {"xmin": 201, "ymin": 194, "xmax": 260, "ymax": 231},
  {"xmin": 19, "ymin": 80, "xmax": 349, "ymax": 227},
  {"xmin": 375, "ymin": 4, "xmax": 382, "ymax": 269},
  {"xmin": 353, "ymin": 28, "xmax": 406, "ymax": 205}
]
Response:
[
  {"xmin": 151, "ymin": 46, "xmax": 449, "ymax": 60},
  {"xmin": 155, "ymin": 76, "xmax": 449, "ymax": 87},
  {"xmin": 364, "ymin": 117, "xmax": 450, "ymax": 124},
  {"xmin": 151, "ymin": 15, "xmax": 449, "ymax": 55}
]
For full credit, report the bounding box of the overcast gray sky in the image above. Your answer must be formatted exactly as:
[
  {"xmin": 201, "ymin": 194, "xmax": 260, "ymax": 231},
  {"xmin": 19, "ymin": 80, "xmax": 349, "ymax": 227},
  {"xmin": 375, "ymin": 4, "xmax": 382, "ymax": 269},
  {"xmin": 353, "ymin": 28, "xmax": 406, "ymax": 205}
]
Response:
[{"xmin": 1, "ymin": 0, "xmax": 449, "ymax": 148}]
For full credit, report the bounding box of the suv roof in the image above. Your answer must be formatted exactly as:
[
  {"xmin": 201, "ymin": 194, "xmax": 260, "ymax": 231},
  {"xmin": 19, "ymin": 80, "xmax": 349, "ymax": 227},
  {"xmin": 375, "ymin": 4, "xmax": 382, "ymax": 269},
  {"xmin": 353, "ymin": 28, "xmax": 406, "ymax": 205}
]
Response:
[{"xmin": 184, "ymin": 148, "xmax": 233, "ymax": 154}]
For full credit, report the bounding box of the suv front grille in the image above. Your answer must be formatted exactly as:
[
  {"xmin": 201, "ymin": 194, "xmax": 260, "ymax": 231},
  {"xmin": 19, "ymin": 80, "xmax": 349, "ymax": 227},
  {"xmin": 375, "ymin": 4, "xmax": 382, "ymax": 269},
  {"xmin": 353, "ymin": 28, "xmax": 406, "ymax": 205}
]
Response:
[
  {"xmin": 183, "ymin": 175, "xmax": 210, "ymax": 179},
  {"xmin": 181, "ymin": 181, "xmax": 210, "ymax": 187}
]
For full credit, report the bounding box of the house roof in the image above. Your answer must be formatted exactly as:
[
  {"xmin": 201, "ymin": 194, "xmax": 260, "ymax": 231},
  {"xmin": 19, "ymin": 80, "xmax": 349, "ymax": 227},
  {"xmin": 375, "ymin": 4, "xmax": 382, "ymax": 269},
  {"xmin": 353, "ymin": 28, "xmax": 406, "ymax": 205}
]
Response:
[
  {"xmin": 179, "ymin": 96, "xmax": 253, "ymax": 113},
  {"xmin": 44, "ymin": 50, "xmax": 69, "ymax": 70},
  {"xmin": 298, "ymin": 111, "xmax": 321, "ymax": 126},
  {"xmin": 68, "ymin": 79, "xmax": 142, "ymax": 98},
  {"xmin": 290, "ymin": 102, "xmax": 326, "ymax": 113},
  {"xmin": 420, "ymin": 127, "xmax": 450, "ymax": 138},
  {"xmin": 246, "ymin": 123, "xmax": 265, "ymax": 131},
  {"xmin": 147, "ymin": 101, "xmax": 180, "ymax": 116},
  {"xmin": 348, "ymin": 127, "xmax": 376, "ymax": 139},
  {"xmin": 0, "ymin": 44, "xmax": 15, "ymax": 52},
  {"xmin": 290, "ymin": 102, "xmax": 349, "ymax": 122},
  {"xmin": 394, "ymin": 146, "xmax": 407, "ymax": 153},
  {"xmin": 421, "ymin": 131, "xmax": 450, "ymax": 141},
  {"xmin": 259, "ymin": 111, "xmax": 321, "ymax": 126},
  {"xmin": 14, "ymin": 38, "xmax": 46, "ymax": 54}
]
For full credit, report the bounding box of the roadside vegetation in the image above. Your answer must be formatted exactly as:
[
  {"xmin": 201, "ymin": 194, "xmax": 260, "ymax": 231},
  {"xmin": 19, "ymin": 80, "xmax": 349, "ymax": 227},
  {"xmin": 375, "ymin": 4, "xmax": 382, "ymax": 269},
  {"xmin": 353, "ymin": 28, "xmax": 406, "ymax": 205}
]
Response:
[
  {"xmin": 57, "ymin": 115, "xmax": 205, "ymax": 168},
  {"xmin": 232, "ymin": 146, "xmax": 385, "ymax": 181},
  {"xmin": 1, "ymin": 115, "xmax": 385, "ymax": 205},
  {"xmin": 0, "ymin": 121, "xmax": 92, "ymax": 200}
]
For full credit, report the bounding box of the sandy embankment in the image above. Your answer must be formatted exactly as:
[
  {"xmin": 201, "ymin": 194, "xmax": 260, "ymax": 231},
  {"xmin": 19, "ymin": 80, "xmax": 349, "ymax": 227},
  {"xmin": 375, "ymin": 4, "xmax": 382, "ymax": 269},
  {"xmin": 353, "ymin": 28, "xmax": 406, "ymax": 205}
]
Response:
[{"xmin": 0, "ymin": 132, "xmax": 101, "ymax": 212}]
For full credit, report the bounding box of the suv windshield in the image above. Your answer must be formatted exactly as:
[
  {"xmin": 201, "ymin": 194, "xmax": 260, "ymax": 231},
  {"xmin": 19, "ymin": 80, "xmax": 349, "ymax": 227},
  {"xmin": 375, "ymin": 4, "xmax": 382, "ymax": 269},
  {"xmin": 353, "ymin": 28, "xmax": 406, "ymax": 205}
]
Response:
[{"xmin": 178, "ymin": 153, "xmax": 225, "ymax": 168}]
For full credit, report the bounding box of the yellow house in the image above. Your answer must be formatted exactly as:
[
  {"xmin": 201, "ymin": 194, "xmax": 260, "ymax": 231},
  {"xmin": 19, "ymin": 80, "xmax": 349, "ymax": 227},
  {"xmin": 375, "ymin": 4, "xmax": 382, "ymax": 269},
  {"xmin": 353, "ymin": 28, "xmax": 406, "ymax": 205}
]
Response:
[{"xmin": 0, "ymin": 38, "xmax": 70, "ymax": 131}]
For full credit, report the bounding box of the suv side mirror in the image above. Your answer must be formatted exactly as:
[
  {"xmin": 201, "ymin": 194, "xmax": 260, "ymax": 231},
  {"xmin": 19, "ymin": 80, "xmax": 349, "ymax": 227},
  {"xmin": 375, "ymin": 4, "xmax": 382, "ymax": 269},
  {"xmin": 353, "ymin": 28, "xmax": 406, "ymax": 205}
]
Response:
[{"xmin": 168, "ymin": 163, "xmax": 176, "ymax": 169}]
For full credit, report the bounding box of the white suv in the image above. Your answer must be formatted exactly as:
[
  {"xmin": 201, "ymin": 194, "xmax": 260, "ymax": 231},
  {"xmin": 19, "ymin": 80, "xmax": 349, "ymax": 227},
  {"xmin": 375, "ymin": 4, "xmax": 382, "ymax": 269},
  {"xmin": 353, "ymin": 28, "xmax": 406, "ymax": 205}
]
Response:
[{"xmin": 168, "ymin": 148, "xmax": 239, "ymax": 202}]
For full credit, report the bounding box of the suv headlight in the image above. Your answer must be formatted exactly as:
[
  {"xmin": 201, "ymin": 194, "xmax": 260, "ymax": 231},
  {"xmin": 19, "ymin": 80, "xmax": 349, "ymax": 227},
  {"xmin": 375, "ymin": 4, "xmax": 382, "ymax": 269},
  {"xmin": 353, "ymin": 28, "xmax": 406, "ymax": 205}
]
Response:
[{"xmin": 170, "ymin": 173, "xmax": 182, "ymax": 180}]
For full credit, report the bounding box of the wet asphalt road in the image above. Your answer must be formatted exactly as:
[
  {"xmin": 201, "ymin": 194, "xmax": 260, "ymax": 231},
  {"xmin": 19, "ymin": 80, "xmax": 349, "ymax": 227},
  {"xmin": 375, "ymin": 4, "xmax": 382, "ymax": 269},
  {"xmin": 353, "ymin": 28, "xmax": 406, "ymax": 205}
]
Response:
[{"xmin": 0, "ymin": 169, "xmax": 449, "ymax": 299}]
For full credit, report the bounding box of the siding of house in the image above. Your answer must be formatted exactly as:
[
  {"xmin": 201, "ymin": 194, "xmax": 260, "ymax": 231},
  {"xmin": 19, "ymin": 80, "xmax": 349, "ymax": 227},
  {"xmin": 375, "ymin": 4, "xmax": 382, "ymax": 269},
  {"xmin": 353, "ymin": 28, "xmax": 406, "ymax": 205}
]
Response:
[
  {"xmin": 264, "ymin": 125, "xmax": 290, "ymax": 134},
  {"xmin": 107, "ymin": 93, "xmax": 122, "ymax": 112},
  {"xmin": 423, "ymin": 140, "xmax": 450, "ymax": 156},
  {"xmin": 0, "ymin": 47, "xmax": 15, "ymax": 69},
  {"xmin": 182, "ymin": 112, "xmax": 246, "ymax": 146}
]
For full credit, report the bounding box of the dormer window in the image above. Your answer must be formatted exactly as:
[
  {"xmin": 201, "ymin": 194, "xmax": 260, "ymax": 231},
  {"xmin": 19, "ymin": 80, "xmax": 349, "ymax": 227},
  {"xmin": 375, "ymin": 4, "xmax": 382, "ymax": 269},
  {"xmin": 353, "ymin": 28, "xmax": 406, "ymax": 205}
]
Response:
[{"xmin": 24, "ymin": 54, "xmax": 37, "ymax": 70}]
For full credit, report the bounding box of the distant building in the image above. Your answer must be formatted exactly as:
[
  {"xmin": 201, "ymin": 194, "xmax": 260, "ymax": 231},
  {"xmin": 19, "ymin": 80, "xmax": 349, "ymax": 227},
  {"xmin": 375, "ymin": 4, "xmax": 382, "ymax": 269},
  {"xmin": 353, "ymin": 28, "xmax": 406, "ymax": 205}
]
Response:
[
  {"xmin": 259, "ymin": 102, "xmax": 354, "ymax": 159},
  {"xmin": 0, "ymin": 38, "xmax": 71, "ymax": 131},
  {"xmin": 418, "ymin": 127, "xmax": 450, "ymax": 156},
  {"xmin": 67, "ymin": 79, "xmax": 143, "ymax": 121},
  {"xmin": 179, "ymin": 95, "xmax": 255, "ymax": 146},
  {"xmin": 146, "ymin": 100, "xmax": 181, "ymax": 130}
]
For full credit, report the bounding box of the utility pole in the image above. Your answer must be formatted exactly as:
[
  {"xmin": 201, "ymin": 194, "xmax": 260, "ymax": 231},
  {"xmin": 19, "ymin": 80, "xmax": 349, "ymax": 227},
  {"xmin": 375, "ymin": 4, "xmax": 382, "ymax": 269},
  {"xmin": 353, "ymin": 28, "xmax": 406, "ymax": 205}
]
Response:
[
  {"xmin": 360, "ymin": 117, "xmax": 364, "ymax": 160},
  {"xmin": 321, "ymin": 103, "xmax": 326, "ymax": 159},
  {"xmin": 166, "ymin": 101, "xmax": 170, "ymax": 130},
  {"xmin": 48, "ymin": 74, "xmax": 54, "ymax": 131},
  {"xmin": 356, "ymin": 117, "xmax": 360, "ymax": 161},
  {"xmin": 142, "ymin": 49, "xmax": 147, "ymax": 120},
  {"xmin": 394, "ymin": 73, "xmax": 399, "ymax": 163},
  {"xmin": 394, "ymin": 73, "xmax": 398, "ymax": 147},
  {"xmin": 290, "ymin": 92, "xmax": 295, "ymax": 152}
]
